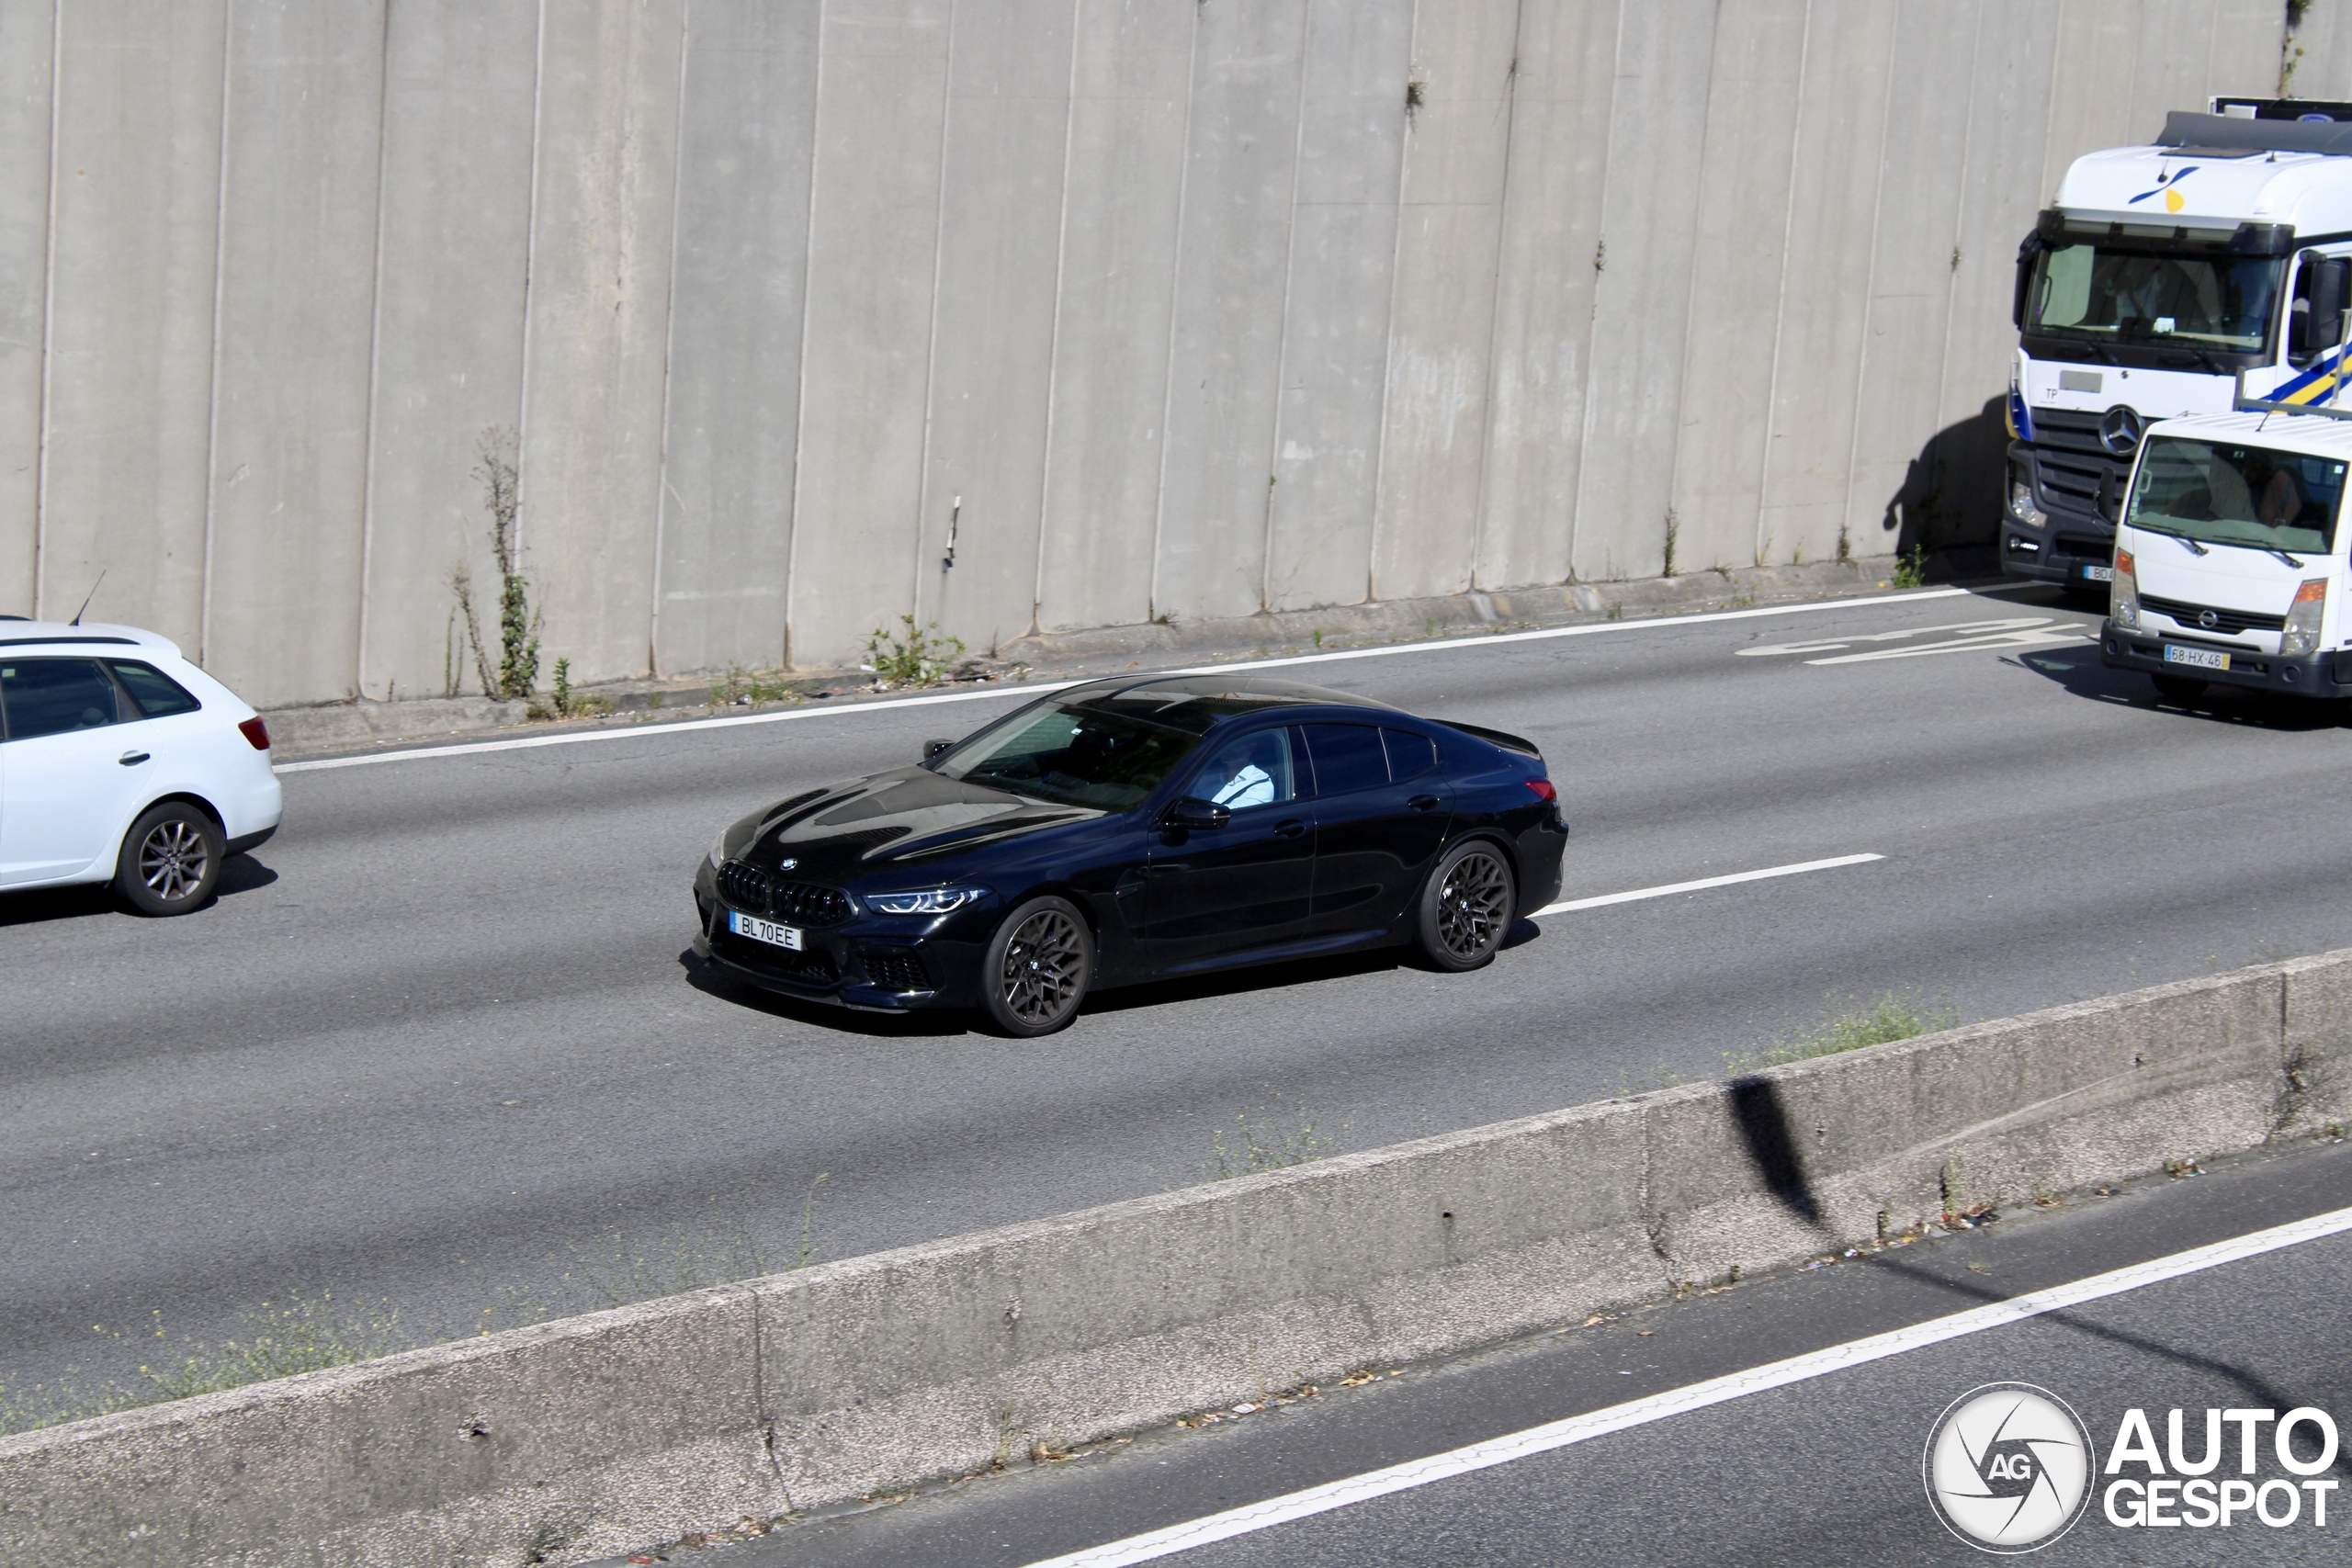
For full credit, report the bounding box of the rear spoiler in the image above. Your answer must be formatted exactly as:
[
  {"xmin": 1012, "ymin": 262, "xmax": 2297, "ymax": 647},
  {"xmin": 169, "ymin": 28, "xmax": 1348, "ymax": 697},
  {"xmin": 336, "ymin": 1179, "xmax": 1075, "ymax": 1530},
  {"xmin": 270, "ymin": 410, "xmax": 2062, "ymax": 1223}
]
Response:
[{"xmin": 1439, "ymin": 720, "xmax": 1543, "ymax": 760}]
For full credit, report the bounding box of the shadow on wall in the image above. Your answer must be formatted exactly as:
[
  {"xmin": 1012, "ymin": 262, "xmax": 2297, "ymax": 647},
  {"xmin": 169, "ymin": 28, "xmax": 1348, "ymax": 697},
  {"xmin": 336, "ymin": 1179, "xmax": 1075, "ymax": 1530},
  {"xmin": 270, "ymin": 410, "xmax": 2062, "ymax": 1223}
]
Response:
[{"xmin": 1883, "ymin": 394, "xmax": 2007, "ymax": 581}]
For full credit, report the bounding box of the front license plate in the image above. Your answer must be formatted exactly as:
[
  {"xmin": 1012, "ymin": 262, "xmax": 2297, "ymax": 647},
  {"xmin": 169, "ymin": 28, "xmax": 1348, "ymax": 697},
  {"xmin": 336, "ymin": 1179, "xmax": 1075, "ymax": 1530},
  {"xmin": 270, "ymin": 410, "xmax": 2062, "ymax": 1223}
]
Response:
[
  {"xmin": 2164, "ymin": 644, "xmax": 2230, "ymax": 672},
  {"xmin": 2080, "ymin": 563, "xmax": 2113, "ymax": 582},
  {"xmin": 729, "ymin": 910, "xmax": 804, "ymax": 950}
]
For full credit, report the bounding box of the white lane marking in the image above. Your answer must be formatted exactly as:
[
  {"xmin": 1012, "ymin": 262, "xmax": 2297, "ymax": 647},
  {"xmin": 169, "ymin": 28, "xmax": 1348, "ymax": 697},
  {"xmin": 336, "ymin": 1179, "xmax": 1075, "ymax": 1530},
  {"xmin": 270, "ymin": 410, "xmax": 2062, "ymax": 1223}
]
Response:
[
  {"xmin": 1736, "ymin": 615, "xmax": 2096, "ymax": 665},
  {"xmin": 1736, "ymin": 616, "xmax": 2053, "ymax": 657},
  {"xmin": 274, "ymin": 588, "xmax": 1971, "ymax": 775},
  {"xmin": 1022, "ymin": 1202, "xmax": 2352, "ymax": 1568},
  {"xmin": 1533, "ymin": 853, "xmax": 1883, "ymax": 916}
]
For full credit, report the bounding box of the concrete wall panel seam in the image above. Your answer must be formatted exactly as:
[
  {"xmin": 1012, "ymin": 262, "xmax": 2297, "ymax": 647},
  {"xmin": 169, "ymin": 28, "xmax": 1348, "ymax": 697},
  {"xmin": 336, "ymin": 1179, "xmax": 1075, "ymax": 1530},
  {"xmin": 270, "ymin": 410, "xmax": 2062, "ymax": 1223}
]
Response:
[
  {"xmin": 779, "ymin": 0, "xmax": 829, "ymax": 670},
  {"xmin": 351, "ymin": 0, "xmax": 396, "ymax": 697},
  {"xmin": 1458, "ymin": 0, "xmax": 1521, "ymax": 591},
  {"xmin": 1833, "ymin": 0, "xmax": 1904, "ymax": 556},
  {"xmin": 1358, "ymin": 0, "xmax": 1420, "ymax": 605},
  {"xmin": 1257, "ymin": 1, "xmax": 1317, "ymax": 616},
  {"xmin": 1025, "ymin": 0, "xmax": 1086, "ymax": 638},
  {"xmin": 195, "ymin": 0, "xmax": 236, "ymax": 666},
  {"xmin": 1143, "ymin": 6, "xmax": 1201, "ymax": 624},
  {"xmin": 908, "ymin": 0, "xmax": 964, "ymax": 625},
  {"xmin": 510, "ymin": 0, "xmax": 550, "ymax": 568},
  {"xmin": 22, "ymin": 0, "xmax": 61, "ymax": 616},
  {"xmin": 1749, "ymin": 0, "xmax": 1815, "ymax": 563},
  {"xmin": 644, "ymin": 0, "xmax": 696, "ymax": 673}
]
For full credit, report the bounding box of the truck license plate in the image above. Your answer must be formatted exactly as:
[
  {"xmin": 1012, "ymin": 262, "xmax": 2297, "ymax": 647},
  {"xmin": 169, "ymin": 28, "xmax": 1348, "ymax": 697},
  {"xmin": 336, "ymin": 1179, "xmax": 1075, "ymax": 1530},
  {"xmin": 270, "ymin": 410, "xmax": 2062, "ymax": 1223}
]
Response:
[
  {"xmin": 2080, "ymin": 563, "xmax": 2113, "ymax": 582},
  {"xmin": 729, "ymin": 910, "xmax": 804, "ymax": 950},
  {"xmin": 2164, "ymin": 645, "xmax": 2229, "ymax": 672}
]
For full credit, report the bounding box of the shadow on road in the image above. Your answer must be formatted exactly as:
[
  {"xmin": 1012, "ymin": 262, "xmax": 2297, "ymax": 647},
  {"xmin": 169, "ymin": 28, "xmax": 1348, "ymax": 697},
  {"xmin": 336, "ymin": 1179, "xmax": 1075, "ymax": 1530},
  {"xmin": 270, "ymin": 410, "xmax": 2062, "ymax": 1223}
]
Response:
[
  {"xmin": 0, "ymin": 852, "xmax": 278, "ymax": 928},
  {"xmin": 2009, "ymin": 644, "xmax": 2350, "ymax": 731}
]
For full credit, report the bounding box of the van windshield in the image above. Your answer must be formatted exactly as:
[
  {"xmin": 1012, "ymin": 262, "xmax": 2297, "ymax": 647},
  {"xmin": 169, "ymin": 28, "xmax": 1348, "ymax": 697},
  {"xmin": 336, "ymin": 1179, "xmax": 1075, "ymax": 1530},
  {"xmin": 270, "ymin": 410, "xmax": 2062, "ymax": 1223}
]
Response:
[
  {"xmin": 2026, "ymin": 243, "xmax": 2281, "ymax": 354},
  {"xmin": 2126, "ymin": 436, "xmax": 2346, "ymax": 555}
]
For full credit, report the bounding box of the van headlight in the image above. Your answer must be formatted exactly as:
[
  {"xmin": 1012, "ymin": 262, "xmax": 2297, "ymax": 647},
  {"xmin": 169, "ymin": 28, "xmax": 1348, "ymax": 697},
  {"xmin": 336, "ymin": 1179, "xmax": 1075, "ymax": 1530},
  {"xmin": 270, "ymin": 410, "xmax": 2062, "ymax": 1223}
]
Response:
[
  {"xmin": 864, "ymin": 886, "xmax": 988, "ymax": 915},
  {"xmin": 2283, "ymin": 578, "xmax": 2328, "ymax": 658},
  {"xmin": 2110, "ymin": 548, "xmax": 2140, "ymax": 629}
]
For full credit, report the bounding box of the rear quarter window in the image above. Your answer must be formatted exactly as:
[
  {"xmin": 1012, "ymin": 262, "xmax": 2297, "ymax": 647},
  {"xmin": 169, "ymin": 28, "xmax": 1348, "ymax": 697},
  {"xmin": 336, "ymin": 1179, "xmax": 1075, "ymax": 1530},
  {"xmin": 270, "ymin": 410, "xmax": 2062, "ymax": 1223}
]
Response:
[{"xmin": 108, "ymin": 660, "xmax": 202, "ymax": 718}]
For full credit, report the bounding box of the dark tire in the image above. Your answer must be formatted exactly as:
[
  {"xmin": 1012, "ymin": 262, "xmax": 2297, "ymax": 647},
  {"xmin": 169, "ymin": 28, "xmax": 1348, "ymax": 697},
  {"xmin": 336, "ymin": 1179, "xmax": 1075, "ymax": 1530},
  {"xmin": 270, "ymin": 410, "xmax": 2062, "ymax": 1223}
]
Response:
[
  {"xmin": 113, "ymin": 802, "xmax": 224, "ymax": 917},
  {"xmin": 1414, "ymin": 840, "xmax": 1516, "ymax": 973},
  {"xmin": 978, "ymin": 896, "xmax": 1093, "ymax": 1037},
  {"xmin": 2151, "ymin": 674, "xmax": 2206, "ymax": 705}
]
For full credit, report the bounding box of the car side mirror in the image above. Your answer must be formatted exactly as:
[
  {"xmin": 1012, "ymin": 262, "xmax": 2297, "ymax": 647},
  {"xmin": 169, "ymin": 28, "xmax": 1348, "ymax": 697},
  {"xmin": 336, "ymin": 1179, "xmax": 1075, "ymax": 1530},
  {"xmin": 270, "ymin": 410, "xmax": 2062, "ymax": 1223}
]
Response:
[
  {"xmin": 922, "ymin": 738, "xmax": 954, "ymax": 762},
  {"xmin": 1163, "ymin": 796, "xmax": 1230, "ymax": 831}
]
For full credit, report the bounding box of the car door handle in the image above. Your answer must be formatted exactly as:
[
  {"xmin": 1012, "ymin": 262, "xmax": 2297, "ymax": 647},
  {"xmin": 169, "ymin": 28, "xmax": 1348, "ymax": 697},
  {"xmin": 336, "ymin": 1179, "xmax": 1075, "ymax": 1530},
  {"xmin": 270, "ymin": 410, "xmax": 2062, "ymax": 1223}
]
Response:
[
  {"xmin": 118, "ymin": 750, "xmax": 151, "ymax": 766},
  {"xmin": 1272, "ymin": 818, "xmax": 1307, "ymax": 840},
  {"xmin": 1408, "ymin": 795, "xmax": 1440, "ymax": 812}
]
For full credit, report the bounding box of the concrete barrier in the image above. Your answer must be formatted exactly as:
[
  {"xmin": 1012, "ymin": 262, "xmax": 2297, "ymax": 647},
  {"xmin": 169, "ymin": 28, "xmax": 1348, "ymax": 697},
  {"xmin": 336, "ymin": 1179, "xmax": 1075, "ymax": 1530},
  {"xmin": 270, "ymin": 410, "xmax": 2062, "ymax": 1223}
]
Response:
[{"xmin": 6, "ymin": 953, "xmax": 2348, "ymax": 1566}]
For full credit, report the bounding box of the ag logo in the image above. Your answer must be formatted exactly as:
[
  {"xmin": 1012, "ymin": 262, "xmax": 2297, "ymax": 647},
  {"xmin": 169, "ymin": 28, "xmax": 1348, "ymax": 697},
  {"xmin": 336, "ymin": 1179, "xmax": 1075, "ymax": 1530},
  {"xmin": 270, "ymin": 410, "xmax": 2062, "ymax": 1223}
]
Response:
[{"xmin": 1924, "ymin": 1383, "xmax": 2097, "ymax": 1552}]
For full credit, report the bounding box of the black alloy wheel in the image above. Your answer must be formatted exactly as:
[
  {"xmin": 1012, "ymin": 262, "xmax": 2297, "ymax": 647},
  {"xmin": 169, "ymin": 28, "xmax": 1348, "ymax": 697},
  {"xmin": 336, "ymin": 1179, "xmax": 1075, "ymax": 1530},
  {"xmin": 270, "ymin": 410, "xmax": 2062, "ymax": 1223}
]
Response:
[
  {"xmin": 1415, "ymin": 840, "xmax": 1515, "ymax": 972},
  {"xmin": 2150, "ymin": 674, "xmax": 2206, "ymax": 705},
  {"xmin": 979, "ymin": 896, "xmax": 1093, "ymax": 1037},
  {"xmin": 114, "ymin": 802, "xmax": 225, "ymax": 917}
]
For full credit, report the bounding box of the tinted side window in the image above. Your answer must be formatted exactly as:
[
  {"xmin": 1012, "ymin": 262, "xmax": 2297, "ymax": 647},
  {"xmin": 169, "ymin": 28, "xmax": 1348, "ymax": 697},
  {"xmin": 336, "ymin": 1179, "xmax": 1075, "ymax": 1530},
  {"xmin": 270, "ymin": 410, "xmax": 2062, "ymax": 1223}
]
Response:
[
  {"xmin": 109, "ymin": 660, "xmax": 201, "ymax": 718},
  {"xmin": 0, "ymin": 658, "xmax": 121, "ymax": 740},
  {"xmin": 1303, "ymin": 723, "xmax": 1388, "ymax": 795},
  {"xmin": 1188, "ymin": 727, "xmax": 1298, "ymax": 811},
  {"xmin": 1382, "ymin": 728, "xmax": 1437, "ymax": 781}
]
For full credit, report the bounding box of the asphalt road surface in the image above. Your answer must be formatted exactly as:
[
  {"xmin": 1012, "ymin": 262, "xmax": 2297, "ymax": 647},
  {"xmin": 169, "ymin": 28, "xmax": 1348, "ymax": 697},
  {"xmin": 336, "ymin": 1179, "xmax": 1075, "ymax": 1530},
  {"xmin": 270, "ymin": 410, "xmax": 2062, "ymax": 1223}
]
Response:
[
  {"xmin": 9, "ymin": 580, "xmax": 2351, "ymax": 1398},
  {"xmin": 707, "ymin": 1129, "xmax": 2352, "ymax": 1568}
]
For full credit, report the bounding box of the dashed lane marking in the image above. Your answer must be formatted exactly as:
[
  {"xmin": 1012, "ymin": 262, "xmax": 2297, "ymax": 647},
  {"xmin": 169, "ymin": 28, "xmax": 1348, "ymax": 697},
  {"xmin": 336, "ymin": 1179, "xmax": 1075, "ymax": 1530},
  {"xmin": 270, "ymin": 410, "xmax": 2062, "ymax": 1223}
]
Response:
[{"xmin": 1533, "ymin": 853, "xmax": 1884, "ymax": 916}]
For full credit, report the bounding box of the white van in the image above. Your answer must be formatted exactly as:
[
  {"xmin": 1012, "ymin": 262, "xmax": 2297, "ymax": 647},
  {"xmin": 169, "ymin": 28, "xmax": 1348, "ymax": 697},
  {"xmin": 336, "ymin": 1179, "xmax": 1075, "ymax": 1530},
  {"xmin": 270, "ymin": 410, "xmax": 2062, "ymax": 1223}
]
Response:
[{"xmin": 2100, "ymin": 409, "xmax": 2352, "ymax": 704}]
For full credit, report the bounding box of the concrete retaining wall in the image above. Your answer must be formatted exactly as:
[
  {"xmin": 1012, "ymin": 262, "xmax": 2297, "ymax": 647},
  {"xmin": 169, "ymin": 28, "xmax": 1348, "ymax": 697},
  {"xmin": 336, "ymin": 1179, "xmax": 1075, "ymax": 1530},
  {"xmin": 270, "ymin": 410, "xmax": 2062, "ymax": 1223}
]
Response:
[
  {"xmin": 6, "ymin": 949, "xmax": 2350, "ymax": 1567},
  {"xmin": 0, "ymin": 1, "xmax": 2296, "ymax": 705}
]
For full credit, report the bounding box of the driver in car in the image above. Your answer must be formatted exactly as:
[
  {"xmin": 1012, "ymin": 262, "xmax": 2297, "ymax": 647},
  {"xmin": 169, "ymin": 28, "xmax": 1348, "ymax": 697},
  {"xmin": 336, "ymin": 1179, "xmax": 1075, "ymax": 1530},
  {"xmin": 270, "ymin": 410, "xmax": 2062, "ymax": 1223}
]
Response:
[{"xmin": 1201, "ymin": 732, "xmax": 1288, "ymax": 810}]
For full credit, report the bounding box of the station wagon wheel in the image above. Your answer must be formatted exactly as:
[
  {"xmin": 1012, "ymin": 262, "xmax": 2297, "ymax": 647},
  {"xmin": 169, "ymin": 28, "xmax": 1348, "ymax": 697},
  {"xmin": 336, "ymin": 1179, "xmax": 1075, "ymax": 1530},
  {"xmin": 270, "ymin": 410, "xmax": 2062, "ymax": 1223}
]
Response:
[
  {"xmin": 113, "ymin": 802, "xmax": 225, "ymax": 917},
  {"xmin": 1415, "ymin": 840, "xmax": 1515, "ymax": 973},
  {"xmin": 979, "ymin": 896, "xmax": 1093, "ymax": 1037}
]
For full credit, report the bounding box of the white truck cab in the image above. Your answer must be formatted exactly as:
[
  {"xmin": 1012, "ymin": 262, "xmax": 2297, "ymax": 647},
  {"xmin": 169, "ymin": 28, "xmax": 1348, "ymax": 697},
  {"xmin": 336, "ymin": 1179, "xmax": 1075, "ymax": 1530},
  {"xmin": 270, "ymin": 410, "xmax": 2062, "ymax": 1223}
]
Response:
[
  {"xmin": 2099, "ymin": 409, "xmax": 2352, "ymax": 702},
  {"xmin": 2008, "ymin": 99, "xmax": 2352, "ymax": 592}
]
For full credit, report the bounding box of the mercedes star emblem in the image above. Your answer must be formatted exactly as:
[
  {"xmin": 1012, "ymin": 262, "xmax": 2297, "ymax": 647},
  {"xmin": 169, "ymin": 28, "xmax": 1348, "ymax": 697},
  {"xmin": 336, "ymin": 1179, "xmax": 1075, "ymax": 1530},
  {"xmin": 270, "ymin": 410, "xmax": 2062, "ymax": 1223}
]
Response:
[{"xmin": 2099, "ymin": 404, "xmax": 2143, "ymax": 457}]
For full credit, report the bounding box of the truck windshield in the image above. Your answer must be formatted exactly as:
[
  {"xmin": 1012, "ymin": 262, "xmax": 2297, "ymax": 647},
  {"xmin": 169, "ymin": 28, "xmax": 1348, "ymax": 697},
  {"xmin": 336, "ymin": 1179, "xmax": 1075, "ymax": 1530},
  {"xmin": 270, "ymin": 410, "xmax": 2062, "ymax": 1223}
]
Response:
[
  {"xmin": 2026, "ymin": 243, "xmax": 2281, "ymax": 354},
  {"xmin": 2127, "ymin": 435, "xmax": 2346, "ymax": 555}
]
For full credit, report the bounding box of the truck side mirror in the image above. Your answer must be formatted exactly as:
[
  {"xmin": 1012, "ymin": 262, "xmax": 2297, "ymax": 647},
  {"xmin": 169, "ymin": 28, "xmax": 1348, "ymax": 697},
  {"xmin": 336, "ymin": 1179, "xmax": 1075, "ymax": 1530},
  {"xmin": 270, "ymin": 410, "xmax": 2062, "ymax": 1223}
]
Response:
[
  {"xmin": 2315, "ymin": 259, "xmax": 2350, "ymax": 352},
  {"xmin": 2098, "ymin": 467, "xmax": 2122, "ymax": 525}
]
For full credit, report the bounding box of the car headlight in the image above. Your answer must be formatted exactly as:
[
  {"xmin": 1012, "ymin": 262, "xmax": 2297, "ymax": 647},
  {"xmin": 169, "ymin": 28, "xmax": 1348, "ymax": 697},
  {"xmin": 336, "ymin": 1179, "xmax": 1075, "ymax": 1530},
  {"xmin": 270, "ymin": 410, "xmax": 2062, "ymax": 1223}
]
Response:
[
  {"xmin": 865, "ymin": 886, "xmax": 988, "ymax": 915},
  {"xmin": 708, "ymin": 828, "xmax": 730, "ymax": 870}
]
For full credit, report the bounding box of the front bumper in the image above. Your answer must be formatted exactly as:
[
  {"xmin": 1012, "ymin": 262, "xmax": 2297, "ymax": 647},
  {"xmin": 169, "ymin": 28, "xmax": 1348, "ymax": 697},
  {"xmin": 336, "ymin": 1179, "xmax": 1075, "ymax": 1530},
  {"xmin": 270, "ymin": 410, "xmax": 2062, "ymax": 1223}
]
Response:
[
  {"xmin": 690, "ymin": 863, "xmax": 992, "ymax": 1012},
  {"xmin": 1999, "ymin": 439, "xmax": 2117, "ymax": 588},
  {"xmin": 2099, "ymin": 622, "xmax": 2352, "ymax": 698}
]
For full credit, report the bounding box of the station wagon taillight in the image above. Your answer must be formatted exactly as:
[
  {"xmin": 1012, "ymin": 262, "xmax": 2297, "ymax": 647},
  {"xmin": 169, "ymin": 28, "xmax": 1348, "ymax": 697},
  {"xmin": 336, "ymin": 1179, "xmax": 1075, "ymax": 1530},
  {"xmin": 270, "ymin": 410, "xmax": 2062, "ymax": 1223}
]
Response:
[{"xmin": 238, "ymin": 716, "xmax": 270, "ymax": 750}]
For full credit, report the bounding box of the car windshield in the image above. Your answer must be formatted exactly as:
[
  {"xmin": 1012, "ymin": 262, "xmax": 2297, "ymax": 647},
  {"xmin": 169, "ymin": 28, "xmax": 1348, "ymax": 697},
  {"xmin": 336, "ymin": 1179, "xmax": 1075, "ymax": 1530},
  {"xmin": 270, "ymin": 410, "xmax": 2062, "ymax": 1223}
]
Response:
[
  {"xmin": 934, "ymin": 700, "xmax": 1204, "ymax": 810},
  {"xmin": 2026, "ymin": 243, "xmax": 2281, "ymax": 353},
  {"xmin": 2126, "ymin": 435, "xmax": 2346, "ymax": 555}
]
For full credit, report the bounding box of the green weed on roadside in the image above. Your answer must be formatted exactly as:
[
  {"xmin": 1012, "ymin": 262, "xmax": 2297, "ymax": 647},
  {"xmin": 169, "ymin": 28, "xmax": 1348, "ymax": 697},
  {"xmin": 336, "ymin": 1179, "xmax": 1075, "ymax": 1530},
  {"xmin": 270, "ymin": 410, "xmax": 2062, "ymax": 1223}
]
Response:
[{"xmin": 1725, "ymin": 992, "xmax": 1958, "ymax": 1075}]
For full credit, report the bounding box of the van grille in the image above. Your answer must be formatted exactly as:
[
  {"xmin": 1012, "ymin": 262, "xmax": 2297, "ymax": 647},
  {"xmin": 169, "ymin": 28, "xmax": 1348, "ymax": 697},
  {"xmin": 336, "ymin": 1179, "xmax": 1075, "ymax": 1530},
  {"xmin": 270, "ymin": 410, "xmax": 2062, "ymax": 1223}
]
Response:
[{"xmin": 2140, "ymin": 594, "xmax": 2285, "ymax": 636}]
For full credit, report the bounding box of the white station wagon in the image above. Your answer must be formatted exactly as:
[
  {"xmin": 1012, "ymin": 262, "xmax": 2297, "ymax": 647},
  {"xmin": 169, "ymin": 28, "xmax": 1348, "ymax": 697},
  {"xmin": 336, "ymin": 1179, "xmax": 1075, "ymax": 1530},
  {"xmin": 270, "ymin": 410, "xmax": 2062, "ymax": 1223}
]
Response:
[{"xmin": 0, "ymin": 619, "xmax": 283, "ymax": 915}]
